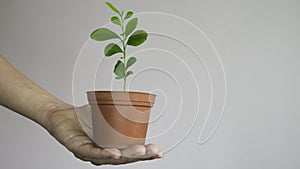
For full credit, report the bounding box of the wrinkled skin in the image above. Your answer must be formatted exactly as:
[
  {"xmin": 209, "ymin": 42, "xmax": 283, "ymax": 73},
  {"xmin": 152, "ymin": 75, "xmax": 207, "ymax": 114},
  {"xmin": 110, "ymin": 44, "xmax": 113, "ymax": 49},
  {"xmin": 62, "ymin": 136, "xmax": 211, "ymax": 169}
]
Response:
[{"xmin": 47, "ymin": 107, "xmax": 163, "ymax": 165}]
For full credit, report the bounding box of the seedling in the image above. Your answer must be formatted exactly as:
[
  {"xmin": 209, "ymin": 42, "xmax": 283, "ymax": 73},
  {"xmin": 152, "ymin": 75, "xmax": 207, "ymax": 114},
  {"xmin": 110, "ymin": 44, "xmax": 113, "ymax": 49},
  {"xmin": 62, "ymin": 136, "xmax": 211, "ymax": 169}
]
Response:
[{"xmin": 90, "ymin": 2, "xmax": 148, "ymax": 91}]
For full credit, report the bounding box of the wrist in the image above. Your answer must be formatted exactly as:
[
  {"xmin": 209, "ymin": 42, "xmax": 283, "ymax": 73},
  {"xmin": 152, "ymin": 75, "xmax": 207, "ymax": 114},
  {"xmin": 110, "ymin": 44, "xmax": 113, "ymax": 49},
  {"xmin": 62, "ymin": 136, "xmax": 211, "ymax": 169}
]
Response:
[{"xmin": 38, "ymin": 101, "xmax": 73, "ymax": 130}]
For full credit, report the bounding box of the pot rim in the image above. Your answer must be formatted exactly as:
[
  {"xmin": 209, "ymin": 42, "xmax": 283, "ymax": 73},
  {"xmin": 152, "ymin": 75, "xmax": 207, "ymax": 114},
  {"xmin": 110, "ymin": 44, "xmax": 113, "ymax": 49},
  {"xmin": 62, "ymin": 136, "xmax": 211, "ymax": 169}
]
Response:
[{"xmin": 86, "ymin": 90, "xmax": 156, "ymax": 97}]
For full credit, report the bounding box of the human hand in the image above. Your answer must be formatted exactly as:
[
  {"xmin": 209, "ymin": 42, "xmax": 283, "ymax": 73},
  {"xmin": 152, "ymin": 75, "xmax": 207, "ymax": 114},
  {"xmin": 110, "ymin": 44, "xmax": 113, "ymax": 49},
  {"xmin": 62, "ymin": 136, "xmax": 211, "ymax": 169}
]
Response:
[
  {"xmin": 0, "ymin": 55, "xmax": 162, "ymax": 165},
  {"xmin": 46, "ymin": 107, "xmax": 163, "ymax": 165}
]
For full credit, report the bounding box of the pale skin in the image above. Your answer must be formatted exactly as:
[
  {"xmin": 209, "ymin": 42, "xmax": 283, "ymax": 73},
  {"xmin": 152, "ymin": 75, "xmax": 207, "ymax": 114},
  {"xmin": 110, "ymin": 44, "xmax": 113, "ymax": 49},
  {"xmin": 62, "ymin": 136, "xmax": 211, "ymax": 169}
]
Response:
[{"xmin": 0, "ymin": 55, "xmax": 163, "ymax": 165}]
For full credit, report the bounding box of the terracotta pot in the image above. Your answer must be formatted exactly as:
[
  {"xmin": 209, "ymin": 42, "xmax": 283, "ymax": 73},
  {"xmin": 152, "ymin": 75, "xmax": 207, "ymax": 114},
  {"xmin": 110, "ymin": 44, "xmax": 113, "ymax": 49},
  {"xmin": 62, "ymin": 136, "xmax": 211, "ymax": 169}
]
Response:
[{"xmin": 87, "ymin": 91, "xmax": 156, "ymax": 148}]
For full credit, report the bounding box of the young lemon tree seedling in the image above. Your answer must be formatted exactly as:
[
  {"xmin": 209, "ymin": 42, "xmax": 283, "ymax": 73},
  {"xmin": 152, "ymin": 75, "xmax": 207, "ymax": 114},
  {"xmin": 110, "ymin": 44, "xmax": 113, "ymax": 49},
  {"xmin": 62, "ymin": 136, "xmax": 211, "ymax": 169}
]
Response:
[{"xmin": 90, "ymin": 1, "xmax": 148, "ymax": 91}]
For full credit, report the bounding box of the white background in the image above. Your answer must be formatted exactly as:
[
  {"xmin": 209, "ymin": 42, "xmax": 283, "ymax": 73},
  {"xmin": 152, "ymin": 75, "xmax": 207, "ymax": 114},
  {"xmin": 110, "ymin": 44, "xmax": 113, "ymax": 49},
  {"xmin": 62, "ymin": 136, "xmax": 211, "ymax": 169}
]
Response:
[{"xmin": 0, "ymin": 0, "xmax": 299, "ymax": 168}]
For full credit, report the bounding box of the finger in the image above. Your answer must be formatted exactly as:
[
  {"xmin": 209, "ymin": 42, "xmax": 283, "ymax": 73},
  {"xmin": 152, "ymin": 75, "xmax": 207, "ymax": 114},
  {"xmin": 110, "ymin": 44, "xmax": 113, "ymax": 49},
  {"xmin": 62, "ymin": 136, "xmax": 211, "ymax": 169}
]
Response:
[
  {"xmin": 87, "ymin": 144, "xmax": 163, "ymax": 166},
  {"xmin": 89, "ymin": 149, "xmax": 161, "ymax": 166},
  {"xmin": 157, "ymin": 152, "xmax": 164, "ymax": 158},
  {"xmin": 121, "ymin": 145, "xmax": 146, "ymax": 158},
  {"xmin": 90, "ymin": 145, "xmax": 148, "ymax": 165},
  {"xmin": 74, "ymin": 141, "xmax": 121, "ymax": 160},
  {"xmin": 103, "ymin": 148, "xmax": 121, "ymax": 159},
  {"xmin": 74, "ymin": 147, "xmax": 121, "ymax": 163},
  {"xmin": 145, "ymin": 144, "xmax": 160, "ymax": 157}
]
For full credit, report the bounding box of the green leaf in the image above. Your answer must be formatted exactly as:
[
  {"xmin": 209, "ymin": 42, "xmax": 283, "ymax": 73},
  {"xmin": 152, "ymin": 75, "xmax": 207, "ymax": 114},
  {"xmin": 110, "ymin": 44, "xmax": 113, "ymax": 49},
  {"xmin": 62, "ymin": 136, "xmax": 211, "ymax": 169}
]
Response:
[
  {"xmin": 90, "ymin": 28, "xmax": 120, "ymax": 41},
  {"xmin": 126, "ymin": 71, "xmax": 133, "ymax": 77},
  {"xmin": 114, "ymin": 60, "xmax": 125, "ymax": 78},
  {"xmin": 105, "ymin": 2, "xmax": 120, "ymax": 14},
  {"xmin": 111, "ymin": 16, "xmax": 121, "ymax": 26},
  {"xmin": 104, "ymin": 43, "xmax": 123, "ymax": 56},
  {"xmin": 124, "ymin": 11, "xmax": 134, "ymax": 20},
  {"xmin": 115, "ymin": 76, "xmax": 123, "ymax": 80},
  {"xmin": 127, "ymin": 30, "xmax": 148, "ymax": 46},
  {"xmin": 126, "ymin": 57, "xmax": 136, "ymax": 68},
  {"xmin": 125, "ymin": 18, "xmax": 138, "ymax": 37}
]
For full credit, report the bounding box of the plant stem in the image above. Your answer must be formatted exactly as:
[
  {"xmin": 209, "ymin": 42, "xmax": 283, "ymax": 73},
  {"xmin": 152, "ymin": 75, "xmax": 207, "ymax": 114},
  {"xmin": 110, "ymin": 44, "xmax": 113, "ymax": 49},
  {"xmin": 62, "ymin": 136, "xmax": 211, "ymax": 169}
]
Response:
[
  {"xmin": 120, "ymin": 13, "xmax": 127, "ymax": 92},
  {"xmin": 123, "ymin": 77, "xmax": 126, "ymax": 91},
  {"xmin": 123, "ymin": 47, "xmax": 126, "ymax": 92}
]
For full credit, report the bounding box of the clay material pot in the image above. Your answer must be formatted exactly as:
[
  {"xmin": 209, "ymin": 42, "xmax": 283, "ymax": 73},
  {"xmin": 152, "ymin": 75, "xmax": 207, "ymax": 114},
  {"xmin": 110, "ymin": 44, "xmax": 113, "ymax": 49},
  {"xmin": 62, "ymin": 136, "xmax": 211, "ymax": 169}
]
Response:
[{"xmin": 87, "ymin": 91, "xmax": 156, "ymax": 148}]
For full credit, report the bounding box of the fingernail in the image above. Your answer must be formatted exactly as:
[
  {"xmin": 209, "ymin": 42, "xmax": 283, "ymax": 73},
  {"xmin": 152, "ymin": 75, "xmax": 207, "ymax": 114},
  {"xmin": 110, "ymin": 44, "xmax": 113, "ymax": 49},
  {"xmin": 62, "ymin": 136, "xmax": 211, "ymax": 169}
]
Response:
[
  {"xmin": 157, "ymin": 152, "xmax": 164, "ymax": 158},
  {"xmin": 113, "ymin": 155, "xmax": 121, "ymax": 159}
]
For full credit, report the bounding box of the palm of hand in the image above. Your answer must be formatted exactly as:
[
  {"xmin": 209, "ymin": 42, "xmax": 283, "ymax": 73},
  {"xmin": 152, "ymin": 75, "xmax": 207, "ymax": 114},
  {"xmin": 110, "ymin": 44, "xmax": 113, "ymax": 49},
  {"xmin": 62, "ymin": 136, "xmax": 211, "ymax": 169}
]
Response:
[{"xmin": 46, "ymin": 107, "xmax": 162, "ymax": 165}]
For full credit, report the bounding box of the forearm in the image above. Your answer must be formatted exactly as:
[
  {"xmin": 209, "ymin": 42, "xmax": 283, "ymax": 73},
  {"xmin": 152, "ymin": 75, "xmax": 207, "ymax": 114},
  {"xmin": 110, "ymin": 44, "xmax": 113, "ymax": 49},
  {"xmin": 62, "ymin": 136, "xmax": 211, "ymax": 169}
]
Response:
[{"xmin": 0, "ymin": 55, "xmax": 72, "ymax": 128}]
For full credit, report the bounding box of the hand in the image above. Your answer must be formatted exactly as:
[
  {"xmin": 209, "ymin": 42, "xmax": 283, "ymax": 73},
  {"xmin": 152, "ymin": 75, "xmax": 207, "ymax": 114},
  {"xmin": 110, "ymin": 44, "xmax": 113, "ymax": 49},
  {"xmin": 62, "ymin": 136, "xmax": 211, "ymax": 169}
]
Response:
[
  {"xmin": 46, "ymin": 107, "xmax": 163, "ymax": 165},
  {"xmin": 0, "ymin": 55, "xmax": 163, "ymax": 165}
]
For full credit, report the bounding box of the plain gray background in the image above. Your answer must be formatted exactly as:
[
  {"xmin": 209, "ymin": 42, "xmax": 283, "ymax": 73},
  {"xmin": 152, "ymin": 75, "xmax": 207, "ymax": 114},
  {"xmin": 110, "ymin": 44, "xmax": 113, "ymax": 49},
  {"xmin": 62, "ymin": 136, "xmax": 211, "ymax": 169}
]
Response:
[{"xmin": 0, "ymin": 0, "xmax": 299, "ymax": 168}]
